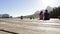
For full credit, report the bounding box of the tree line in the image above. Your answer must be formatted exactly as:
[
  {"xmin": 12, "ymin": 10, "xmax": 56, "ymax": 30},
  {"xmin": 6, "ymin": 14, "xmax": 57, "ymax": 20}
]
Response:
[{"xmin": 50, "ymin": 6, "xmax": 60, "ymax": 18}]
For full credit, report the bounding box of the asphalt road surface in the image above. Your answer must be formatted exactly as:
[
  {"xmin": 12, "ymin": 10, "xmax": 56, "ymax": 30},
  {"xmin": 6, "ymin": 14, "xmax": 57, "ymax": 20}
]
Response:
[{"xmin": 0, "ymin": 19, "xmax": 60, "ymax": 34}]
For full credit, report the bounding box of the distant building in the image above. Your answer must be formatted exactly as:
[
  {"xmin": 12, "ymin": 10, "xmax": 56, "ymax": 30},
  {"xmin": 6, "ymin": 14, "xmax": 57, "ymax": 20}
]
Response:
[
  {"xmin": 0, "ymin": 14, "xmax": 2, "ymax": 18},
  {"xmin": 0, "ymin": 14, "xmax": 10, "ymax": 18}
]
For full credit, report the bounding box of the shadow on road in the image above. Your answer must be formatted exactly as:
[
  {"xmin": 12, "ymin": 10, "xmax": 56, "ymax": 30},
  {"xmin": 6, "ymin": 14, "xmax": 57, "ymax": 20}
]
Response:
[{"xmin": 0, "ymin": 29, "xmax": 18, "ymax": 34}]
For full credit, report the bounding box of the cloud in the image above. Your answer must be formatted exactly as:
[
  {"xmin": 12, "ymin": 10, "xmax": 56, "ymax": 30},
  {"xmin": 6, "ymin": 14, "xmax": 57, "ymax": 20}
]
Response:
[{"xmin": 41, "ymin": 0, "xmax": 57, "ymax": 6}]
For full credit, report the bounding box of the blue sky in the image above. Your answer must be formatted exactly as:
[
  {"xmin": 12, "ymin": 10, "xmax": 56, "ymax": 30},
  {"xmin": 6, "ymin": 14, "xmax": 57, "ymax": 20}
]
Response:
[{"xmin": 0, "ymin": 0, "xmax": 60, "ymax": 17}]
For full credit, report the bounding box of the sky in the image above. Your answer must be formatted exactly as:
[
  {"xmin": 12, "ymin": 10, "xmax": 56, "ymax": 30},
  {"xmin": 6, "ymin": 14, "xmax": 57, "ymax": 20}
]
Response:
[{"xmin": 0, "ymin": 0, "xmax": 60, "ymax": 17}]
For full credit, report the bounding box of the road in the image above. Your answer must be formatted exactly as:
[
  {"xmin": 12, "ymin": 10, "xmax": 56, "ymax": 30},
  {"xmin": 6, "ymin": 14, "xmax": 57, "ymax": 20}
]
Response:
[{"xmin": 0, "ymin": 19, "xmax": 60, "ymax": 34}]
